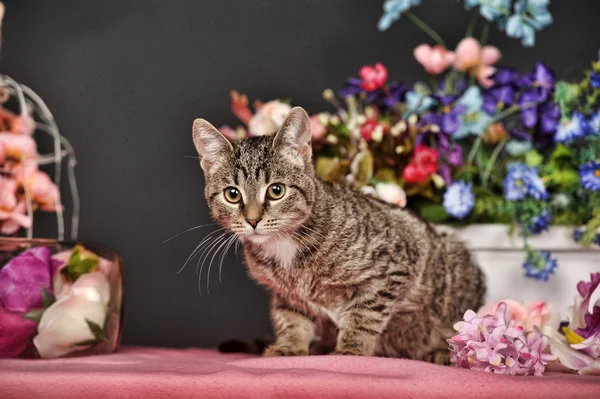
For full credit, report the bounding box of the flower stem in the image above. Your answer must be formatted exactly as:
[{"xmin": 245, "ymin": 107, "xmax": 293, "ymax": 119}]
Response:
[
  {"xmin": 466, "ymin": 135, "xmax": 484, "ymax": 181},
  {"xmin": 482, "ymin": 139, "xmax": 508, "ymax": 188},
  {"xmin": 465, "ymin": 12, "xmax": 479, "ymax": 37},
  {"xmin": 480, "ymin": 22, "xmax": 490, "ymax": 46},
  {"xmin": 406, "ymin": 12, "xmax": 446, "ymax": 47}
]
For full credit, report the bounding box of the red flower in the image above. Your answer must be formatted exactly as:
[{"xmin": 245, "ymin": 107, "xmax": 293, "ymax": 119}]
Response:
[
  {"xmin": 403, "ymin": 145, "xmax": 439, "ymax": 184},
  {"xmin": 359, "ymin": 63, "xmax": 388, "ymax": 91},
  {"xmin": 360, "ymin": 119, "xmax": 378, "ymax": 141}
]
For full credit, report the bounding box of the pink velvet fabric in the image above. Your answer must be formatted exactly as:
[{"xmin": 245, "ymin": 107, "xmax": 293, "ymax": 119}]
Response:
[{"xmin": 1, "ymin": 347, "xmax": 599, "ymax": 398}]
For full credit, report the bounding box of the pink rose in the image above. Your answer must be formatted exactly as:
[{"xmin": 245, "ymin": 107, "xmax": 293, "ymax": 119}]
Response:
[
  {"xmin": 33, "ymin": 272, "xmax": 110, "ymax": 359},
  {"xmin": 453, "ymin": 38, "xmax": 501, "ymax": 88},
  {"xmin": 375, "ymin": 182, "xmax": 407, "ymax": 208},
  {"xmin": 309, "ymin": 115, "xmax": 326, "ymax": 142},
  {"xmin": 414, "ymin": 44, "xmax": 455, "ymax": 75},
  {"xmin": 359, "ymin": 63, "xmax": 388, "ymax": 91},
  {"xmin": 248, "ymin": 100, "xmax": 292, "ymax": 136},
  {"xmin": 0, "ymin": 307, "xmax": 37, "ymax": 358},
  {"xmin": 478, "ymin": 299, "xmax": 558, "ymax": 331}
]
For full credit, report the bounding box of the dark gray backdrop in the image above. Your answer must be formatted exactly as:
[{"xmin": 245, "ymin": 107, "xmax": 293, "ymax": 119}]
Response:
[{"xmin": 1, "ymin": 0, "xmax": 598, "ymax": 348}]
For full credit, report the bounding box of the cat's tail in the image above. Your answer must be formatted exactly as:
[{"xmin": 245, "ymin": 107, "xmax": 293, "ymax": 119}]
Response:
[{"xmin": 218, "ymin": 339, "xmax": 272, "ymax": 355}]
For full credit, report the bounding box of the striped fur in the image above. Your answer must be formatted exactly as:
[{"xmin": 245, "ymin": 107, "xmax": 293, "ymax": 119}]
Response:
[{"xmin": 192, "ymin": 108, "xmax": 486, "ymax": 363}]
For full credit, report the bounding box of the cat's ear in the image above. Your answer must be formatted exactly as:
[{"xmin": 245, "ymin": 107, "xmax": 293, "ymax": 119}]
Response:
[
  {"xmin": 192, "ymin": 118, "xmax": 234, "ymax": 172},
  {"xmin": 272, "ymin": 107, "xmax": 312, "ymax": 164}
]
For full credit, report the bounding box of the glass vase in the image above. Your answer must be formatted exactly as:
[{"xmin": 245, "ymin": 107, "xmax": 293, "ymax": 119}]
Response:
[{"xmin": 0, "ymin": 238, "xmax": 123, "ymax": 359}]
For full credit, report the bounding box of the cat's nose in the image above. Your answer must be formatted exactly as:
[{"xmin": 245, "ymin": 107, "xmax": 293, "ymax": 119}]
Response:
[{"xmin": 245, "ymin": 218, "xmax": 261, "ymax": 229}]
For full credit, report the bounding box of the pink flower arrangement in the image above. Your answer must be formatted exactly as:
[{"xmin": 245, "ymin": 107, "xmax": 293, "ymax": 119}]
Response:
[
  {"xmin": 448, "ymin": 302, "xmax": 556, "ymax": 376},
  {"xmin": 0, "ymin": 105, "xmax": 61, "ymax": 236},
  {"xmin": 0, "ymin": 245, "xmax": 114, "ymax": 359}
]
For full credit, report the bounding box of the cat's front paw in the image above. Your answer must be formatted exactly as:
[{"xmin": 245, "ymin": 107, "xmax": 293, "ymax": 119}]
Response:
[{"xmin": 263, "ymin": 345, "xmax": 308, "ymax": 357}]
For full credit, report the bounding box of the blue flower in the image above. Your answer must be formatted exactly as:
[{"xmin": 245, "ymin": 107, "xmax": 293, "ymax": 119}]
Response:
[
  {"xmin": 504, "ymin": 163, "xmax": 548, "ymax": 201},
  {"xmin": 573, "ymin": 228, "xmax": 584, "ymax": 242},
  {"xmin": 465, "ymin": 0, "xmax": 511, "ymax": 23},
  {"xmin": 591, "ymin": 72, "xmax": 600, "ymax": 89},
  {"xmin": 506, "ymin": 0, "xmax": 553, "ymax": 47},
  {"xmin": 554, "ymin": 112, "xmax": 589, "ymax": 143},
  {"xmin": 529, "ymin": 210, "xmax": 552, "ymax": 234},
  {"xmin": 453, "ymin": 87, "xmax": 492, "ymax": 139},
  {"xmin": 523, "ymin": 250, "xmax": 557, "ymax": 281},
  {"xmin": 378, "ymin": 0, "xmax": 421, "ymax": 31},
  {"xmin": 443, "ymin": 181, "xmax": 475, "ymax": 219},
  {"xmin": 579, "ymin": 161, "xmax": 600, "ymax": 191},
  {"xmin": 588, "ymin": 110, "xmax": 600, "ymax": 135},
  {"xmin": 405, "ymin": 91, "xmax": 437, "ymax": 116}
]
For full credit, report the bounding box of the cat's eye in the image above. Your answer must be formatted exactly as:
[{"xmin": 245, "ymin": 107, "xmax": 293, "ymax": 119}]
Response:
[
  {"xmin": 266, "ymin": 184, "xmax": 286, "ymax": 200},
  {"xmin": 224, "ymin": 187, "xmax": 242, "ymax": 204}
]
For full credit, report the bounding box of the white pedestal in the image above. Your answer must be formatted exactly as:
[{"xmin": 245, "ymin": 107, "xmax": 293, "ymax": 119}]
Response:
[{"xmin": 439, "ymin": 224, "xmax": 600, "ymax": 320}]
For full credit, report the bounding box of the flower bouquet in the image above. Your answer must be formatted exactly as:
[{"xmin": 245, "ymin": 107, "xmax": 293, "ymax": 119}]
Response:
[
  {"xmin": 219, "ymin": 0, "xmax": 599, "ymax": 281},
  {"xmin": 0, "ymin": 240, "xmax": 123, "ymax": 359},
  {"xmin": 450, "ymin": 273, "xmax": 600, "ymax": 376},
  {"xmin": 0, "ymin": 5, "xmax": 123, "ymax": 358}
]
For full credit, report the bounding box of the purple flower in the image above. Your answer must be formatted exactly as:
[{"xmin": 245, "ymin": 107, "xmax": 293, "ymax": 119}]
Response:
[
  {"xmin": 339, "ymin": 78, "xmax": 379, "ymax": 103},
  {"xmin": 0, "ymin": 247, "xmax": 59, "ymax": 313},
  {"xmin": 518, "ymin": 62, "xmax": 555, "ymax": 99},
  {"xmin": 519, "ymin": 90, "xmax": 543, "ymax": 128},
  {"xmin": 492, "ymin": 67, "xmax": 519, "ymax": 87},
  {"xmin": 588, "ymin": 110, "xmax": 600, "ymax": 135},
  {"xmin": 523, "ymin": 250, "xmax": 557, "ymax": 281},
  {"xmin": 538, "ymin": 102, "xmax": 560, "ymax": 134},
  {"xmin": 441, "ymin": 104, "xmax": 466, "ymax": 135},
  {"xmin": 529, "ymin": 210, "xmax": 552, "ymax": 234},
  {"xmin": 573, "ymin": 229, "xmax": 584, "ymax": 242},
  {"xmin": 483, "ymin": 85, "xmax": 515, "ymax": 114},
  {"xmin": 448, "ymin": 302, "xmax": 555, "ymax": 376},
  {"xmin": 573, "ymin": 273, "xmax": 600, "ymax": 339},
  {"xmin": 0, "ymin": 247, "xmax": 62, "ymax": 358},
  {"xmin": 580, "ymin": 161, "xmax": 600, "ymax": 191}
]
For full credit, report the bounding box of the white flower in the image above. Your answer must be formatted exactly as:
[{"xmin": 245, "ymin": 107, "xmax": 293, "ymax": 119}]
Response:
[
  {"xmin": 375, "ymin": 182, "xmax": 407, "ymax": 208},
  {"xmin": 33, "ymin": 272, "xmax": 110, "ymax": 359},
  {"xmin": 248, "ymin": 101, "xmax": 292, "ymax": 136}
]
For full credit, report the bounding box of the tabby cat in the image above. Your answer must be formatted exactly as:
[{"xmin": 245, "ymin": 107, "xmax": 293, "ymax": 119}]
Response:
[{"xmin": 192, "ymin": 107, "xmax": 486, "ymax": 363}]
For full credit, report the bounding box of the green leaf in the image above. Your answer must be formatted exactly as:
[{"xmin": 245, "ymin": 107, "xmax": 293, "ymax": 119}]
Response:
[
  {"xmin": 86, "ymin": 319, "xmax": 109, "ymax": 343},
  {"xmin": 23, "ymin": 309, "xmax": 44, "ymax": 322},
  {"xmin": 373, "ymin": 168, "xmax": 396, "ymax": 183},
  {"xmin": 41, "ymin": 287, "xmax": 54, "ymax": 308},
  {"xmin": 416, "ymin": 202, "xmax": 450, "ymax": 223},
  {"xmin": 71, "ymin": 339, "xmax": 101, "ymax": 347},
  {"xmin": 550, "ymin": 144, "xmax": 574, "ymax": 169},
  {"xmin": 61, "ymin": 245, "xmax": 100, "ymax": 282},
  {"xmin": 352, "ymin": 150, "xmax": 374, "ymax": 187},
  {"xmin": 413, "ymin": 81, "xmax": 431, "ymax": 96},
  {"xmin": 553, "ymin": 81, "xmax": 580, "ymax": 114},
  {"xmin": 547, "ymin": 169, "xmax": 580, "ymax": 190},
  {"xmin": 525, "ymin": 150, "xmax": 543, "ymax": 167}
]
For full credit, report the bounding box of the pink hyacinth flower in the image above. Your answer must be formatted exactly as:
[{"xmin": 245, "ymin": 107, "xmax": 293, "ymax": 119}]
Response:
[
  {"xmin": 453, "ymin": 38, "xmax": 501, "ymax": 88},
  {"xmin": 359, "ymin": 63, "xmax": 388, "ymax": 91},
  {"xmin": 413, "ymin": 44, "xmax": 455, "ymax": 75},
  {"xmin": 449, "ymin": 302, "xmax": 555, "ymax": 376}
]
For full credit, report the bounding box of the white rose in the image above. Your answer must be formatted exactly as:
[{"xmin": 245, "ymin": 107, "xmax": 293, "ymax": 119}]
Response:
[
  {"xmin": 33, "ymin": 272, "xmax": 110, "ymax": 359},
  {"xmin": 248, "ymin": 101, "xmax": 292, "ymax": 136},
  {"xmin": 375, "ymin": 182, "xmax": 407, "ymax": 208}
]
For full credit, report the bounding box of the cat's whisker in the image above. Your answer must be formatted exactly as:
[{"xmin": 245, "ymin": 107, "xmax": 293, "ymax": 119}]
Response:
[
  {"xmin": 206, "ymin": 234, "xmax": 235, "ymax": 295},
  {"xmin": 218, "ymin": 234, "xmax": 238, "ymax": 283},
  {"xmin": 196, "ymin": 234, "xmax": 228, "ymax": 296},
  {"xmin": 162, "ymin": 223, "xmax": 218, "ymax": 244},
  {"xmin": 177, "ymin": 228, "xmax": 226, "ymax": 274}
]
